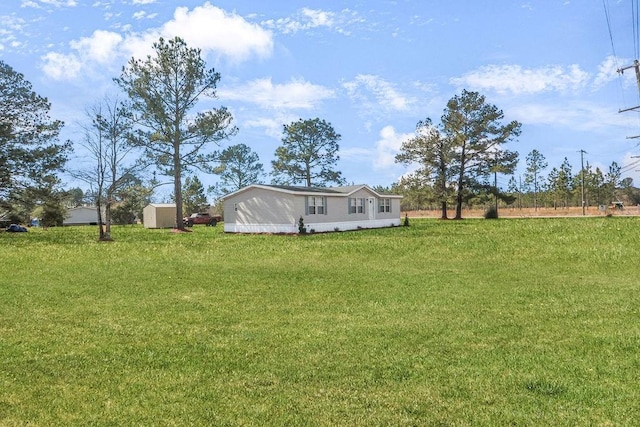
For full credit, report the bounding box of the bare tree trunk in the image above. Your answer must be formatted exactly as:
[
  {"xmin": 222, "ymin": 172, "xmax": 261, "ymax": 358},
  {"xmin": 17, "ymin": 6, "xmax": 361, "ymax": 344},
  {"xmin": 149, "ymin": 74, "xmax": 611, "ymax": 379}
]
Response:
[
  {"xmin": 174, "ymin": 142, "xmax": 184, "ymax": 230},
  {"xmin": 103, "ymin": 198, "xmax": 112, "ymax": 240},
  {"xmin": 440, "ymin": 201, "xmax": 448, "ymax": 219},
  {"xmin": 96, "ymin": 201, "xmax": 105, "ymax": 240}
]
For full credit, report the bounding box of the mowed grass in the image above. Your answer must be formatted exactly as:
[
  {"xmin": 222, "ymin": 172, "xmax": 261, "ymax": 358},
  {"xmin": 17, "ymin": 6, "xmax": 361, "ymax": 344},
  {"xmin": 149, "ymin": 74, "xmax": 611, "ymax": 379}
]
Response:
[{"xmin": 1, "ymin": 218, "xmax": 639, "ymax": 426}]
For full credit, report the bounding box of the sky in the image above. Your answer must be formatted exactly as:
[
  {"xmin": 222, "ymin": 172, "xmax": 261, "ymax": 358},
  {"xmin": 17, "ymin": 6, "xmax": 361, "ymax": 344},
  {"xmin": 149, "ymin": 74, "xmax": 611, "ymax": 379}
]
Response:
[{"xmin": 3, "ymin": 0, "xmax": 640, "ymax": 200}]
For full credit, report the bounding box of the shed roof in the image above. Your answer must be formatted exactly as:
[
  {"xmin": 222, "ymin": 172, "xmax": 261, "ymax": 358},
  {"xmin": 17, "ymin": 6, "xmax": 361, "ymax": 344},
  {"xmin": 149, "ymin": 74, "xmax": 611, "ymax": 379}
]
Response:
[{"xmin": 146, "ymin": 203, "xmax": 176, "ymax": 208}]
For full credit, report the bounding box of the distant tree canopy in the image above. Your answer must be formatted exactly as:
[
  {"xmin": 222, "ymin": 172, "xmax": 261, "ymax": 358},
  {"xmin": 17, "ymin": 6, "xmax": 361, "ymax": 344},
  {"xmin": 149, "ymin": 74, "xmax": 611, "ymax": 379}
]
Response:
[
  {"xmin": 271, "ymin": 118, "xmax": 345, "ymax": 187},
  {"xmin": 213, "ymin": 143, "xmax": 264, "ymax": 196},
  {"xmin": 395, "ymin": 90, "xmax": 520, "ymax": 218},
  {"xmin": 182, "ymin": 175, "xmax": 208, "ymax": 215},
  {"xmin": 0, "ymin": 60, "xmax": 71, "ymax": 221},
  {"xmin": 396, "ymin": 118, "xmax": 455, "ymax": 219},
  {"xmin": 524, "ymin": 149, "xmax": 547, "ymax": 210},
  {"xmin": 442, "ymin": 90, "xmax": 520, "ymax": 219},
  {"xmin": 115, "ymin": 36, "xmax": 237, "ymax": 230}
]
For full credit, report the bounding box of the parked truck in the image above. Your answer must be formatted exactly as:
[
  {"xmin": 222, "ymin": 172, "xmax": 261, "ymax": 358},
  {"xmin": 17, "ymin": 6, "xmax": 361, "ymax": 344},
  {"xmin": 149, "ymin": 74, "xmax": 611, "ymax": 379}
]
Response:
[{"xmin": 183, "ymin": 212, "xmax": 222, "ymax": 227}]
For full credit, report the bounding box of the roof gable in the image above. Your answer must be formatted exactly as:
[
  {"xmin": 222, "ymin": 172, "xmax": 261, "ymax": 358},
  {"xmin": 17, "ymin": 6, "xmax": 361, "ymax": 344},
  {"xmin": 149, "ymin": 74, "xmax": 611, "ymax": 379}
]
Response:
[{"xmin": 221, "ymin": 184, "xmax": 402, "ymax": 200}]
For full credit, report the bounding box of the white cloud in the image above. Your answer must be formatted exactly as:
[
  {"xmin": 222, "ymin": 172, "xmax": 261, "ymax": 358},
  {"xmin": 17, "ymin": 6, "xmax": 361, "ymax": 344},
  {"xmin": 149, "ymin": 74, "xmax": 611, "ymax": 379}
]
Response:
[
  {"xmin": 40, "ymin": 51, "xmax": 82, "ymax": 79},
  {"xmin": 40, "ymin": 2, "xmax": 274, "ymax": 80},
  {"xmin": 262, "ymin": 8, "xmax": 335, "ymax": 34},
  {"xmin": 162, "ymin": 2, "xmax": 273, "ymax": 62},
  {"xmin": 243, "ymin": 117, "xmax": 286, "ymax": 139},
  {"xmin": 596, "ymin": 55, "xmax": 640, "ymax": 92},
  {"xmin": 342, "ymin": 125, "xmax": 411, "ymax": 176},
  {"xmin": 132, "ymin": 0, "xmax": 156, "ymax": 4},
  {"xmin": 593, "ymin": 55, "xmax": 622, "ymax": 89},
  {"xmin": 0, "ymin": 15, "xmax": 26, "ymax": 42},
  {"xmin": 374, "ymin": 125, "xmax": 412, "ymax": 170},
  {"xmin": 218, "ymin": 78, "xmax": 335, "ymax": 109},
  {"xmin": 343, "ymin": 74, "xmax": 414, "ymax": 113},
  {"xmin": 24, "ymin": 0, "xmax": 78, "ymax": 7},
  {"xmin": 450, "ymin": 64, "xmax": 590, "ymax": 95},
  {"xmin": 262, "ymin": 7, "xmax": 361, "ymax": 36},
  {"xmin": 69, "ymin": 30, "xmax": 123, "ymax": 64},
  {"xmin": 509, "ymin": 101, "xmax": 626, "ymax": 131}
]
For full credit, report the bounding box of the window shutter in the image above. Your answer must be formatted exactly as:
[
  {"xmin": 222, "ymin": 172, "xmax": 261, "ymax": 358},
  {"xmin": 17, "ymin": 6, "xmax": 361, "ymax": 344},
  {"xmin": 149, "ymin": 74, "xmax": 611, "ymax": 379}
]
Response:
[
  {"xmin": 324, "ymin": 196, "xmax": 328, "ymax": 215},
  {"xmin": 305, "ymin": 196, "xmax": 309, "ymax": 215},
  {"xmin": 348, "ymin": 198, "xmax": 351, "ymax": 214}
]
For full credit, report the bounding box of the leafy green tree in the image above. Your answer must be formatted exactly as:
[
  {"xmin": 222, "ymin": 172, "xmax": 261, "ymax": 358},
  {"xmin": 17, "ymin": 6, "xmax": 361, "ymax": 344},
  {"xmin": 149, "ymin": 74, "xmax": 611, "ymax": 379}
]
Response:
[
  {"xmin": 507, "ymin": 176, "xmax": 521, "ymax": 209},
  {"xmin": 182, "ymin": 175, "xmax": 208, "ymax": 215},
  {"xmin": 111, "ymin": 181, "xmax": 153, "ymax": 225},
  {"xmin": 394, "ymin": 173, "xmax": 434, "ymax": 211},
  {"xmin": 620, "ymin": 177, "xmax": 640, "ymax": 205},
  {"xmin": 396, "ymin": 118, "xmax": 455, "ymax": 219},
  {"xmin": 605, "ymin": 161, "xmax": 622, "ymax": 203},
  {"xmin": 213, "ymin": 143, "xmax": 264, "ymax": 195},
  {"xmin": 271, "ymin": 118, "xmax": 344, "ymax": 187},
  {"xmin": 590, "ymin": 166, "xmax": 606, "ymax": 205},
  {"xmin": 574, "ymin": 162, "xmax": 604, "ymax": 207},
  {"xmin": 556, "ymin": 158, "xmax": 573, "ymax": 208},
  {"xmin": 115, "ymin": 36, "xmax": 237, "ymax": 230},
  {"xmin": 546, "ymin": 168, "xmax": 560, "ymax": 208},
  {"xmin": 524, "ymin": 149, "xmax": 547, "ymax": 211},
  {"xmin": 441, "ymin": 90, "xmax": 520, "ymax": 219},
  {"xmin": 0, "ymin": 60, "xmax": 71, "ymax": 220},
  {"xmin": 66, "ymin": 187, "xmax": 86, "ymax": 208}
]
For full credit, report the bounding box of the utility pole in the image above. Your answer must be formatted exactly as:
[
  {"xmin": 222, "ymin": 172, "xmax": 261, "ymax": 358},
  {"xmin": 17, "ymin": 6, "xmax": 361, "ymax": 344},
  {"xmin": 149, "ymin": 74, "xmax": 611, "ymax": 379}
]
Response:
[
  {"xmin": 617, "ymin": 60, "xmax": 640, "ymax": 138},
  {"xmin": 579, "ymin": 150, "xmax": 587, "ymax": 216}
]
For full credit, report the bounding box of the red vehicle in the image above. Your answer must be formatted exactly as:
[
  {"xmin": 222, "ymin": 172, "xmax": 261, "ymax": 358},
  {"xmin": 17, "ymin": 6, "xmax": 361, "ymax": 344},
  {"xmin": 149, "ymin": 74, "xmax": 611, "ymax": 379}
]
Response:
[{"xmin": 183, "ymin": 212, "xmax": 222, "ymax": 227}]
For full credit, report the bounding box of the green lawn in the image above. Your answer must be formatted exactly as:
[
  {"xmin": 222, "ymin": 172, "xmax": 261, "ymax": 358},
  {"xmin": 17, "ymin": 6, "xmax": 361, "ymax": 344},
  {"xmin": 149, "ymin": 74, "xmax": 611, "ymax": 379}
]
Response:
[{"xmin": 1, "ymin": 218, "xmax": 639, "ymax": 426}]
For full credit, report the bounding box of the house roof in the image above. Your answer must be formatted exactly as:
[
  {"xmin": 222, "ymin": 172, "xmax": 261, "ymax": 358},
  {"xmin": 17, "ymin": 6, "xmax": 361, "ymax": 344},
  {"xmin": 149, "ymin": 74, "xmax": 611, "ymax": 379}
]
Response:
[{"xmin": 221, "ymin": 184, "xmax": 402, "ymax": 200}]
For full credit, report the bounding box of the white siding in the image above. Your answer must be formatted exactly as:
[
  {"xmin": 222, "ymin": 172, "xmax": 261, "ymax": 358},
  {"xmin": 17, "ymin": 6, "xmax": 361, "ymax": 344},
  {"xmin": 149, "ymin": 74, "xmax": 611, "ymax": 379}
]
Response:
[
  {"xmin": 63, "ymin": 207, "xmax": 101, "ymax": 226},
  {"xmin": 222, "ymin": 185, "xmax": 402, "ymax": 234}
]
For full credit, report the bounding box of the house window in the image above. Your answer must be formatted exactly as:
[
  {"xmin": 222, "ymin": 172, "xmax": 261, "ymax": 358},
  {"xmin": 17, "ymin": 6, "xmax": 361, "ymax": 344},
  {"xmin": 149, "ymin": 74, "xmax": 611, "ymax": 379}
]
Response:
[
  {"xmin": 349, "ymin": 198, "xmax": 365, "ymax": 214},
  {"xmin": 378, "ymin": 198, "xmax": 391, "ymax": 213},
  {"xmin": 307, "ymin": 196, "xmax": 326, "ymax": 215}
]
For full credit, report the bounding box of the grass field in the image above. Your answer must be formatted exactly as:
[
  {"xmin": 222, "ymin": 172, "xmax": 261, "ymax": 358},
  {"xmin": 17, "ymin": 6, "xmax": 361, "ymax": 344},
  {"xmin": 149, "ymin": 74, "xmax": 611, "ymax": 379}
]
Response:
[{"xmin": 1, "ymin": 218, "xmax": 639, "ymax": 426}]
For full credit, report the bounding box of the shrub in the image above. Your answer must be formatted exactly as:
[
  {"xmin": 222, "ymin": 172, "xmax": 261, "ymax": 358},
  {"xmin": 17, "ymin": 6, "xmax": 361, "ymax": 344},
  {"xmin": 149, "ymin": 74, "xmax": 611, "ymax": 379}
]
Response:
[
  {"xmin": 298, "ymin": 216, "xmax": 306, "ymax": 234},
  {"xmin": 403, "ymin": 213, "xmax": 410, "ymax": 227},
  {"xmin": 484, "ymin": 206, "xmax": 499, "ymax": 219}
]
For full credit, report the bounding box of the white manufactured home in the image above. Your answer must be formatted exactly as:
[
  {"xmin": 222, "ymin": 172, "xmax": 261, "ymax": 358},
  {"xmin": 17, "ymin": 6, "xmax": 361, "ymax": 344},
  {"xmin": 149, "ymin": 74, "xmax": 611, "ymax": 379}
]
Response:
[
  {"xmin": 221, "ymin": 184, "xmax": 402, "ymax": 234},
  {"xmin": 63, "ymin": 206, "xmax": 102, "ymax": 226}
]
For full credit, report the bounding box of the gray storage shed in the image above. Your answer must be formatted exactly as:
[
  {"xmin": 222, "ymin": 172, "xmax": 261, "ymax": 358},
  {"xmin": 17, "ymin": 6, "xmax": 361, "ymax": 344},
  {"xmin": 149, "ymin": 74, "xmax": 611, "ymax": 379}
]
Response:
[{"xmin": 143, "ymin": 203, "xmax": 176, "ymax": 229}]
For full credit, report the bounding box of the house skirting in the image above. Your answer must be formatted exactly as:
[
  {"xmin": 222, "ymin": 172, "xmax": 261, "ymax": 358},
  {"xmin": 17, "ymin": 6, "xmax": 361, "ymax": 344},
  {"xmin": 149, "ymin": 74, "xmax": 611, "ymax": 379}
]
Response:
[{"xmin": 224, "ymin": 218, "xmax": 401, "ymax": 234}]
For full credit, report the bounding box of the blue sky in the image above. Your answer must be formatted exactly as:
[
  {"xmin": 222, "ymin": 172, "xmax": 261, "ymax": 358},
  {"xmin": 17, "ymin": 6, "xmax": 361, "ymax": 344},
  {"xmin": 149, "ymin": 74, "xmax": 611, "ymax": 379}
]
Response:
[{"xmin": 3, "ymin": 0, "xmax": 640, "ymax": 198}]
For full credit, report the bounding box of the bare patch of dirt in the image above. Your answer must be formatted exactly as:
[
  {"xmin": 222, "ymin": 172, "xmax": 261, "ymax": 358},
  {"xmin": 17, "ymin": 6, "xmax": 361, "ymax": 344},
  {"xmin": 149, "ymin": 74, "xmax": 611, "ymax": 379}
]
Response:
[{"xmin": 170, "ymin": 228, "xmax": 193, "ymax": 233}]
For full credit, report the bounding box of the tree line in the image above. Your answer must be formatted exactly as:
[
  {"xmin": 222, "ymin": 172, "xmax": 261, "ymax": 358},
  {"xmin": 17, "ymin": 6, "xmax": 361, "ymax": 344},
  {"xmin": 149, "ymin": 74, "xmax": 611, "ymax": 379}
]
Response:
[
  {"xmin": 2, "ymin": 36, "xmax": 637, "ymax": 239},
  {"xmin": 1, "ymin": 37, "xmax": 344, "ymax": 238},
  {"xmin": 394, "ymin": 146, "xmax": 639, "ymax": 214}
]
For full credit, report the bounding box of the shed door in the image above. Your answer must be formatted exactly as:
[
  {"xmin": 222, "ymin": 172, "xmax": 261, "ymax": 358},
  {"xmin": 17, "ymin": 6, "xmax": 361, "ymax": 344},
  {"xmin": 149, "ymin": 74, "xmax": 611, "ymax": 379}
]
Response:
[{"xmin": 368, "ymin": 197, "xmax": 376, "ymax": 220}]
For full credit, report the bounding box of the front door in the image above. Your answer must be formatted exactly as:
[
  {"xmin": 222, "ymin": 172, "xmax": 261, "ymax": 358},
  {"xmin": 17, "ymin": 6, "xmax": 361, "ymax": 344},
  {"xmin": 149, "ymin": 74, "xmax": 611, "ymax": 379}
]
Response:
[{"xmin": 368, "ymin": 197, "xmax": 376, "ymax": 220}]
